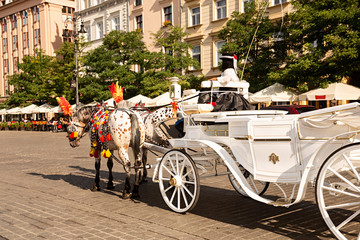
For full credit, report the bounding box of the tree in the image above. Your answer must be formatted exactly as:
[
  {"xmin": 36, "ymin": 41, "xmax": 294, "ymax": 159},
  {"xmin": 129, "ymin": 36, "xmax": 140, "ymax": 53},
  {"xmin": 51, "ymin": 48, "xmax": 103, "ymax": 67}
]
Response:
[
  {"xmin": 144, "ymin": 25, "xmax": 204, "ymax": 97},
  {"xmin": 7, "ymin": 49, "xmax": 56, "ymax": 106},
  {"xmin": 218, "ymin": 1, "xmax": 283, "ymax": 92},
  {"xmin": 80, "ymin": 30, "xmax": 149, "ymax": 101},
  {"xmin": 269, "ymin": 0, "xmax": 360, "ymax": 91}
]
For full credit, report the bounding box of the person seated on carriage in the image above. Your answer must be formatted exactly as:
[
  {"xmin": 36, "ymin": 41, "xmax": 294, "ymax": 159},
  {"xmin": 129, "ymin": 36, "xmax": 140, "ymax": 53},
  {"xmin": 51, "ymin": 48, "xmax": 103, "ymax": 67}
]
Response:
[{"xmin": 198, "ymin": 53, "xmax": 253, "ymax": 111}]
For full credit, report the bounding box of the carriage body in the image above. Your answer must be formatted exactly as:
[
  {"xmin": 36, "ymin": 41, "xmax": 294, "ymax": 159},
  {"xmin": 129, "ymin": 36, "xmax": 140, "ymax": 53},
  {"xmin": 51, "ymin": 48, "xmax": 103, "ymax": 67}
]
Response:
[{"xmin": 171, "ymin": 103, "xmax": 360, "ymax": 185}]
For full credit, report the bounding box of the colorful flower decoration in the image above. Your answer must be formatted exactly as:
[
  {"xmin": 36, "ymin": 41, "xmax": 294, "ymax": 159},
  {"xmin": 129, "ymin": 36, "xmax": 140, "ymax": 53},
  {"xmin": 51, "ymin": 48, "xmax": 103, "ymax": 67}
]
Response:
[
  {"xmin": 109, "ymin": 82, "xmax": 124, "ymax": 103},
  {"xmin": 171, "ymin": 101, "xmax": 179, "ymax": 115},
  {"xmin": 56, "ymin": 97, "xmax": 73, "ymax": 116}
]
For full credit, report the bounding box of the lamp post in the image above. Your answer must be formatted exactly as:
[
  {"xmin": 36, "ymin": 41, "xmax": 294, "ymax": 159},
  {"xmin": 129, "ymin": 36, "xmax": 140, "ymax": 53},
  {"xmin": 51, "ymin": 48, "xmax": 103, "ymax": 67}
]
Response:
[{"xmin": 62, "ymin": 15, "xmax": 87, "ymax": 110}]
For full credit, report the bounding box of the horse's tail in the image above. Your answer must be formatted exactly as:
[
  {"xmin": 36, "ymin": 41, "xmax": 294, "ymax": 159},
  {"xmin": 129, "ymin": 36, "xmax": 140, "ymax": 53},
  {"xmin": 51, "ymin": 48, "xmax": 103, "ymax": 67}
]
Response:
[{"xmin": 129, "ymin": 110, "xmax": 142, "ymax": 158}]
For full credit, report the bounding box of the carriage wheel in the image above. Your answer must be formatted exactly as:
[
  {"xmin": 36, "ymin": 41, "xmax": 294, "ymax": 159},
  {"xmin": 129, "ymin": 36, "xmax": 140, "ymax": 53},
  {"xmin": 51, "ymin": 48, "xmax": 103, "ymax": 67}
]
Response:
[
  {"xmin": 158, "ymin": 150, "xmax": 200, "ymax": 213},
  {"xmin": 228, "ymin": 165, "xmax": 269, "ymax": 197},
  {"xmin": 316, "ymin": 143, "xmax": 360, "ymax": 240}
]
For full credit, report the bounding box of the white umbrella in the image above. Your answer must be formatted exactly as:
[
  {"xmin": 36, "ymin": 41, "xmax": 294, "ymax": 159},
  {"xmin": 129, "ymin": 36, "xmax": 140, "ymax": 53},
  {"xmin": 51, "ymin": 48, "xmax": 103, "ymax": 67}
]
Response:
[
  {"xmin": 249, "ymin": 83, "xmax": 298, "ymax": 103},
  {"xmin": 127, "ymin": 94, "xmax": 152, "ymax": 104},
  {"xmin": 147, "ymin": 92, "xmax": 172, "ymax": 107},
  {"xmin": 7, "ymin": 107, "xmax": 22, "ymax": 114},
  {"xmin": 0, "ymin": 108, "xmax": 8, "ymax": 114},
  {"xmin": 37, "ymin": 103, "xmax": 55, "ymax": 113},
  {"xmin": 19, "ymin": 104, "xmax": 40, "ymax": 114},
  {"xmin": 299, "ymin": 82, "xmax": 360, "ymax": 101}
]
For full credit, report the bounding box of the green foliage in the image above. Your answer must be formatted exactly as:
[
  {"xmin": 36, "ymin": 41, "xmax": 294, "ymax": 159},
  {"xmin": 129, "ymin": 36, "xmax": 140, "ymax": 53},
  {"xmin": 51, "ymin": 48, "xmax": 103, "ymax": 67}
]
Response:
[
  {"xmin": 7, "ymin": 49, "xmax": 56, "ymax": 106},
  {"xmin": 269, "ymin": 0, "xmax": 360, "ymax": 91},
  {"xmin": 218, "ymin": 2, "xmax": 283, "ymax": 92}
]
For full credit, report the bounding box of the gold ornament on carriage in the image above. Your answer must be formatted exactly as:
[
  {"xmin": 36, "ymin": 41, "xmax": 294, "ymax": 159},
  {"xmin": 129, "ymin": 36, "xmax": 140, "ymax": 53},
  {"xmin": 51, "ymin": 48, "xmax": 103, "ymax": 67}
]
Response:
[{"xmin": 269, "ymin": 153, "xmax": 279, "ymax": 164}]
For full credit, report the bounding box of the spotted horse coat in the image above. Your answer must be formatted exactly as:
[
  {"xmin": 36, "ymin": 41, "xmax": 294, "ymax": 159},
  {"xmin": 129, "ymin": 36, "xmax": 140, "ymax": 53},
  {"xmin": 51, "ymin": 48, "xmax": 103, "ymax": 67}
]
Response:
[{"xmin": 67, "ymin": 105, "xmax": 145, "ymax": 199}]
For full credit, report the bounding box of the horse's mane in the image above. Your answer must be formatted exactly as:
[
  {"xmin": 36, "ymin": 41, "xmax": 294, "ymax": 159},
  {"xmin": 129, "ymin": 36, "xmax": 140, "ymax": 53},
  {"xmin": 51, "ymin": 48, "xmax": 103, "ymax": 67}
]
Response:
[{"xmin": 74, "ymin": 105, "xmax": 97, "ymax": 122}]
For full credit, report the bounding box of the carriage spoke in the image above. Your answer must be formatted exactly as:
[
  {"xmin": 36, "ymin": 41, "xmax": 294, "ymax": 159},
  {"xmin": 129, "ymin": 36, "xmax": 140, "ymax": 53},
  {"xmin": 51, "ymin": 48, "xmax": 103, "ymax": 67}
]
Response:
[
  {"xmin": 180, "ymin": 158, "xmax": 186, "ymax": 178},
  {"xmin": 162, "ymin": 165, "xmax": 175, "ymax": 177},
  {"xmin": 329, "ymin": 167, "xmax": 360, "ymax": 193},
  {"xmin": 322, "ymin": 185, "xmax": 360, "ymax": 198},
  {"xmin": 336, "ymin": 209, "xmax": 360, "ymax": 231},
  {"xmin": 164, "ymin": 184, "xmax": 174, "ymax": 193},
  {"xmin": 160, "ymin": 177, "xmax": 170, "ymax": 181},
  {"xmin": 183, "ymin": 180, "xmax": 195, "ymax": 185},
  {"xmin": 168, "ymin": 157, "xmax": 177, "ymax": 176},
  {"xmin": 170, "ymin": 186, "xmax": 177, "ymax": 203},
  {"xmin": 343, "ymin": 154, "xmax": 360, "ymax": 182},
  {"xmin": 249, "ymin": 176, "xmax": 259, "ymax": 193},
  {"xmin": 183, "ymin": 184, "xmax": 194, "ymax": 198},
  {"xmin": 176, "ymin": 153, "xmax": 180, "ymax": 175},
  {"xmin": 180, "ymin": 187, "xmax": 189, "ymax": 207},
  {"xmin": 182, "ymin": 169, "xmax": 193, "ymax": 179},
  {"xmin": 325, "ymin": 201, "xmax": 360, "ymax": 210},
  {"xmin": 177, "ymin": 187, "xmax": 181, "ymax": 210}
]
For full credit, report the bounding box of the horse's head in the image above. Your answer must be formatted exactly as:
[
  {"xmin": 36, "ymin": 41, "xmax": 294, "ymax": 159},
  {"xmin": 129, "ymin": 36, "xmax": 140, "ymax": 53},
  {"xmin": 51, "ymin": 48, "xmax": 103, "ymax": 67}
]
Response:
[{"xmin": 66, "ymin": 106, "xmax": 95, "ymax": 148}]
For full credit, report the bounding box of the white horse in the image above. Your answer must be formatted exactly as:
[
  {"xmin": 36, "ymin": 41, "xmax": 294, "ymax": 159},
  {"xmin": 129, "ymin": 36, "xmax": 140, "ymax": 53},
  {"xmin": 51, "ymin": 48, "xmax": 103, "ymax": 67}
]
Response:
[{"xmin": 66, "ymin": 105, "xmax": 145, "ymax": 199}]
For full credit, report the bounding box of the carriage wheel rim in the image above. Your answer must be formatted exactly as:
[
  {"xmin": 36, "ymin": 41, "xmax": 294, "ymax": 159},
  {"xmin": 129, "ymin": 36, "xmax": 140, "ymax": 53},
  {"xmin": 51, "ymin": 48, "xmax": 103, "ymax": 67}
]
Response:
[
  {"xmin": 316, "ymin": 143, "xmax": 360, "ymax": 240},
  {"xmin": 159, "ymin": 150, "xmax": 200, "ymax": 213}
]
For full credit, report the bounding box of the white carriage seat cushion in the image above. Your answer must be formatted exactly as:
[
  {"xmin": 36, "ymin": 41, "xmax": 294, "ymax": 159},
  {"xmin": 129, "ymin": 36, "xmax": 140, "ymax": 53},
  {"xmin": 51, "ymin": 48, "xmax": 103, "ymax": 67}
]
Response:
[{"xmin": 182, "ymin": 104, "xmax": 214, "ymax": 114}]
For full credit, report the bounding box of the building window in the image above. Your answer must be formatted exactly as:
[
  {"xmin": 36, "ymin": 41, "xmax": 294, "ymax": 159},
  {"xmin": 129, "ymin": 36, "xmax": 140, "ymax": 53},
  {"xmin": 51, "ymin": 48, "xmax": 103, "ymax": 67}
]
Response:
[
  {"xmin": 191, "ymin": 7, "xmax": 200, "ymax": 26},
  {"xmin": 215, "ymin": 40, "xmax": 226, "ymax": 67},
  {"xmin": 274, "ymin": 0, "xmax": 286, "ymax": 5},
  {"xmin": 136, "ymin": 15, "xmax": 143, "ymax": 31},
  {"xmin": 33, "ymin": 6, "xmax": 40, "ymax": 22},
  {"xmin": 34, "ymin": 29, "xmax": 40, "ymax": 45},
  {"xmin": 22, "ymin": 11, "xmax": 28, "ymax": 25},
  {"xmin": 1, "ymin": 18, "xmax": 6, "ymax": 32},
  {"xmin": 96, "ymin": 21, "xmax": 104, "ymax": 39},
  {"xmin": 191, "ymin": 45, "xmax": 201, "ymax": 69},
  {"xmin": 12, "ymin": 35, "xmax": 18, "ymax": 50},
  {"xmin": 215, "ymin": 0, "xmax": 226, "ymax": 20},
  {"xmin": 85, "ymin": 26, "xmax": 91, "ymax": 41},
  {"xmin": 164, "ymin": 6, "xmax": 172, "ymax": 23},
  {"xmin": 13, "ymin": 57, "xmax": 19, "ymax": 72},
  {"xmin": 135, "ymin": 0, "xmax": 142, "ymax": 6},
  {"xmin": 23, "ymin": 32, "xmax": 29, "ymax": 48},
  {"xmin": 243, "ymin": 0, "xmax": 254, "ymax": 13},
  {"xmin": 11, "ymin": 14, "xmax": 17, "ymax": 29},
  {"xmin": 4, "ymin": 59, "xmax": 9, "ymax": 74},
  {"xmin": 113, "ymin": 16, "xmax": 120, "ymax": 31},
  {"xmin": 3, "ymin": 38, "xmax": 8, "ymax": 53}
]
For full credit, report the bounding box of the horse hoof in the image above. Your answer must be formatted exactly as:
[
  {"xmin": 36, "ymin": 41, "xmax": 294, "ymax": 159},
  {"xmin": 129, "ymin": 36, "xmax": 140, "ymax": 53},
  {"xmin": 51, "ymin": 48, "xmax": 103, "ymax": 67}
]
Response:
[
  {"xmin": 91, "ymin": 184, "xmax": 100, "ymax": 192},
  {"xmin": 106, "ymin": 184, "xmax": 115, "ymax": 190},
  {"xmin": 140, "ymin": 179, "xmax": 148, "ymax": 184},
  {"xmin": 122, "ymin": 192, "xmax": 132, "ymax": 199},
  {"xmin": 131, "ymin": 192, "xmax": 140, "ymax": 199}
]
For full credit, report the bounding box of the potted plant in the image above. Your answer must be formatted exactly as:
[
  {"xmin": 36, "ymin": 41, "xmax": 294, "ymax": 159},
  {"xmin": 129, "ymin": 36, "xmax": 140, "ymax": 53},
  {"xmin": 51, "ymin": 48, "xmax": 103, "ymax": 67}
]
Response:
[
  {"xmin": 25, "ymin": 121, "xmax": 33, "ymax": 131},
  {"xmin": 1, "ymin": 122, "xmax": 8, "ymax": 130},
  {"xmin": 19, "ymin": 121, "xmax": 25, "ymax": 131},
  {"xmin": 9, "ymin": 121, "xmax": 19, "ymax": 130},
  {"xmin": 163, "ymin": 20, "xmax": 172, "ymax": 27}
]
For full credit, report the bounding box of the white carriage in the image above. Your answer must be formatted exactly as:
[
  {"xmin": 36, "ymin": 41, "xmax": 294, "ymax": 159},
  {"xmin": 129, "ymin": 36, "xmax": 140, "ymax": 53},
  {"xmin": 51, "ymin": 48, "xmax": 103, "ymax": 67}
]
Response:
[{"xmin": 146, "ymin": 79, "xmax": 360, "ymax": 240}]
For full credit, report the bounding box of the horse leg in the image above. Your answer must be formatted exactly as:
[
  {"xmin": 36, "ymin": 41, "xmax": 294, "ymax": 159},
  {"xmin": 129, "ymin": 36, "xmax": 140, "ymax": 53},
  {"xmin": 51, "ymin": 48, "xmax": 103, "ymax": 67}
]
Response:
[
  {"xmin": 140, "ymin": 148, "xmax": 148, "ymax": 183},
  {"xmin": 119, "ymin": 148, "xmax": 132, "ymax": 199},
  {"xmin": 92, "ymin": 152, "xmax": 101, "ymax": 191},
  {"xmin": 106, "ymin": 155, "xmax": 115, "ymax": 190},
  {"xmin": 132, "ymin": 147, "xmax": 143, "ymax": 199}
]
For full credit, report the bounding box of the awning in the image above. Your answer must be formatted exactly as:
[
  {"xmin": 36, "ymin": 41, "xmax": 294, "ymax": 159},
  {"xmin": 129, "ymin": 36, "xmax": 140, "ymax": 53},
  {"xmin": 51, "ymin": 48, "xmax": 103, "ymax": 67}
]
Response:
[
  {"xmin": 299, "ymin": 82, "xmax": 360, "ymax": 101},
  {"xmin": 249, "ymin": 83, "xmax": 298, "ymax": 103}
]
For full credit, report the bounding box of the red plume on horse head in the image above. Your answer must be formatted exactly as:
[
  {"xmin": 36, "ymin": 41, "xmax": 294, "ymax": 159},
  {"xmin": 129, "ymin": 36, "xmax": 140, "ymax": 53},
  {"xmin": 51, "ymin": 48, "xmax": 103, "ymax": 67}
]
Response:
[
  {"xmin": 109, "ymin": 81, "xmax": 124, "ymax": 103},
  {"xmin": 56, "ymin": 96, "xmax": 73, "ymax": 116}
]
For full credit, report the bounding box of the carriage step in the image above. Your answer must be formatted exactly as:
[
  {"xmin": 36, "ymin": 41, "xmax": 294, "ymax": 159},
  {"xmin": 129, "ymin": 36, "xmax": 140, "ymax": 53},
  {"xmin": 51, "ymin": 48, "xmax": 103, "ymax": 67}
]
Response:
[{"xmin": 268, "ymin": 198, "xmax": 292, "ymax": 207}]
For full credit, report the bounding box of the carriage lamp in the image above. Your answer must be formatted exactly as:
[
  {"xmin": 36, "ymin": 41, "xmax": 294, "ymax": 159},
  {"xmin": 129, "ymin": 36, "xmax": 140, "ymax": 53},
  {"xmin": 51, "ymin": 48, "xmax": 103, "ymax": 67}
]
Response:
[{"xmin": 169, "ymin": 77, "xmax": 181, "ymax": 100}]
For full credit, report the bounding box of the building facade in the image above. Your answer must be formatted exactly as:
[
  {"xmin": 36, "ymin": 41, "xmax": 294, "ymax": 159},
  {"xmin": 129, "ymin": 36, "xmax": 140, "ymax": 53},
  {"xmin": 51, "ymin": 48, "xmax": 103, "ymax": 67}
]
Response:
[
  {"xmin": 128, "ymin": 0, "xmax": 181, "ymax": 52},
  {"xmin": 76, "ymin": 0, "xmax": 128, "ymax": 51},
  {"xmin": 181, "ymin": 0, "xmax": 293, "ymax": 79},
  {"xmin": 0, "ymin": 0, "xmax": 76, "ymax": 101}
]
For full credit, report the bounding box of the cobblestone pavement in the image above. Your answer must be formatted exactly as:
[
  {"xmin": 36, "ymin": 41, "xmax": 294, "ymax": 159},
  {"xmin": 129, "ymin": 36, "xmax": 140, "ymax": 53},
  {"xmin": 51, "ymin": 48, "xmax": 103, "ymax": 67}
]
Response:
[{"xmin": 0, "ymin": 131, "xmax": 336, "ymax": 240}]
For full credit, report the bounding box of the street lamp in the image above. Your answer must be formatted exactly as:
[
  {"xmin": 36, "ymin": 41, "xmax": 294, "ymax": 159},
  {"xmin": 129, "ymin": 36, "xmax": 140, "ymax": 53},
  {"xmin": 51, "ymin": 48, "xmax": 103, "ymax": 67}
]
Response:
[{"xmin": 62, "ymin": 15, "xmax": 87, "ymax": 110}]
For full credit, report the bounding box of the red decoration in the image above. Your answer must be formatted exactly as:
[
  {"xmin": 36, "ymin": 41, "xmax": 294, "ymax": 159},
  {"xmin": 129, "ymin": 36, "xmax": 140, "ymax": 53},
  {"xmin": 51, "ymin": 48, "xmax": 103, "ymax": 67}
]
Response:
[
  {"xmin": 99, "ymin": 131, "xmax": 103, "ymax": 134},
  {"xmin": 58, "ymin": 124, "xmax": 62, "ymax": 129},
  {"xmin": 315, "ymin": 95, "xmax": 326, "ymax": 100},
  {"xmin": 171, "ymin": 101, "xmax": 179, "ymax": 114},
  {"xmin": 100, "ymin": 135, "xmax": 105, "ymax": 143},
  {"xmin": 106, "ymin": 134, "xmax": 112, "ymax": 141},
  {"xmin": 109, "ymin": 82, "xmax": 124, "ymax": 103},
  {"xmin": 211, "ymin": 102, "xmax": 217, "ymax": 106},
  {"xmin": 56, "ymin": 97, "xmax": 73, "ymax": 116}
]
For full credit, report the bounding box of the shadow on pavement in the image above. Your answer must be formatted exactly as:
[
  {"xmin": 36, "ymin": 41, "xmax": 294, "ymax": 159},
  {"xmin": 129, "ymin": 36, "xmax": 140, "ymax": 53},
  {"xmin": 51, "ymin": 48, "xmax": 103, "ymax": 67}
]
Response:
[{"xmin": 28, "ymin": 165, "xmax": 334, "ymax": 240}]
